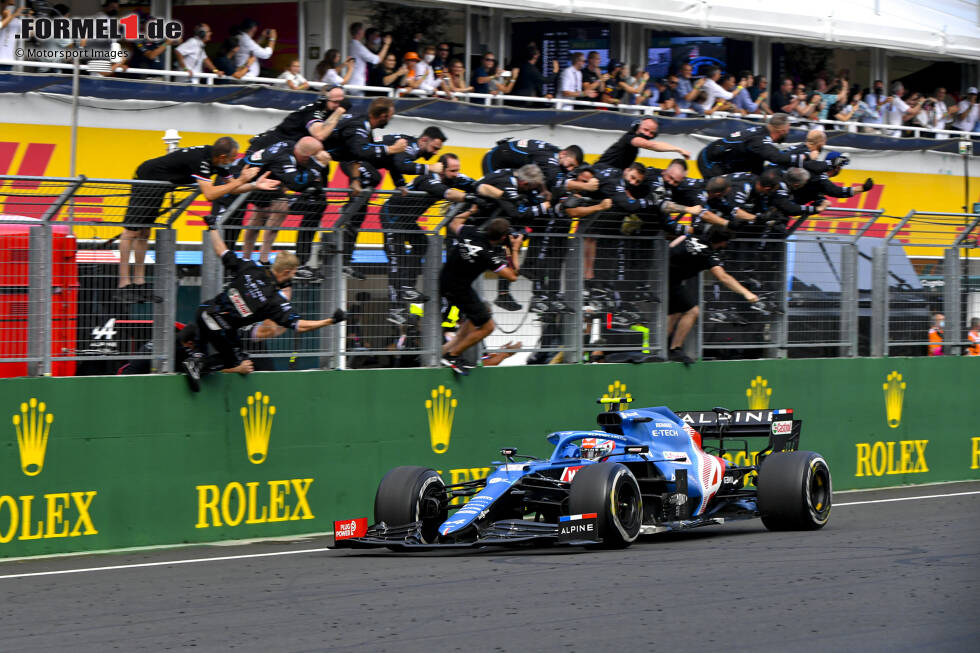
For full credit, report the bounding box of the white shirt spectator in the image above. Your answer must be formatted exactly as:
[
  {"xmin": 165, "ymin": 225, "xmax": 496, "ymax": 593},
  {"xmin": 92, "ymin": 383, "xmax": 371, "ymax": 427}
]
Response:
[
  {"xmin": 414, "ymin": 61, "xmax": 439, "ymax": 94},
  {"xmin": 279, "ymin": 69, "xmax": 309, "ymax": 89},
  {"xmin": 880, "ymin": 96, "xmax": 909, "ymax": 137},
  {"xmin": 953, "ymin": 99, "xmax": 980, "ymax": 133},
  {"xmin": 0, "ymin": 10, "xmax": 22, "ymax": 64},
  {"xmin": 321, "ymin": 68, "xmax": 344, "ymax": 86},
  {"xmin": 176, "ymin": 36, "xmax": 207, "ymax": 82},
  {"xmin": 348, "ymin": 38, "xmax": 379, "ymax": 88},
  {"xmin": 701, "ymin": 78, "xmax": 734, "ymax": 111},
  {"xmin": 235, "ymin": 33, "xmax": 272, "ymax": 77},
  {"xmin": 914, "ymin": 102, "xmax": 948, "ymax": 137},
  {"xmin": 558, "ymin": 65, "xmax": 582, "ymax": 110}
]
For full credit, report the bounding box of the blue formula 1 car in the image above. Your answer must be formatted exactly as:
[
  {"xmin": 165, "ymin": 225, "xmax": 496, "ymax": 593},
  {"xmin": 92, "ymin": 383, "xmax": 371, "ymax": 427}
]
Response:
[{"xmin": 333, "ymin": 398, "xmax": 831, "ymax": 550}]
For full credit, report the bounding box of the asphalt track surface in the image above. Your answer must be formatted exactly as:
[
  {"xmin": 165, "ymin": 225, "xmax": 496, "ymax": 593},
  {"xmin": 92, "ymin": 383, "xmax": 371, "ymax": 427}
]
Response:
[{"xmin": 1, "ymin": 482, "xmax": 978, "ymax": 653}]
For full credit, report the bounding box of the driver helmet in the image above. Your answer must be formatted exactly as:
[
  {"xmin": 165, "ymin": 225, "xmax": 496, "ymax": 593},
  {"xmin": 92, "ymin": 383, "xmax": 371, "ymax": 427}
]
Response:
[{"xmin": 579, "ymin": 437, "xmax": 616, "ymax": 460}]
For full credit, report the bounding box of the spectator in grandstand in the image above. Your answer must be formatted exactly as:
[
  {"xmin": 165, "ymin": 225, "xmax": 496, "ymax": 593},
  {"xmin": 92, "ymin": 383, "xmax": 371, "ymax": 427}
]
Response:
[
  {"xmin": 596, "ymin": 117, "xmax": 691, "ymax": 170},
  {"xmin": 814, "ymin": 77, "xmax": 847, "ymax": 121},
  {"xmin": 314, "ymin": 49, "xmax": 354, "ymax": 86},
  {"xmin": 184, "ymin": 228, "xmax": 345, "ymax": 391},
  {"xmin": 347, "ymin": 22, "xmax": 391, "ymax": 92},
  {"xmin": 730, "ymin": 72, "xmax": 763, "ymax": 115},
  {"xmin": 697, "ymin": 65, "xmax": 746, "ymax": 113},
  {"xmin": 831, "ymin": 88, "xmax": 879, "ymax": 131},
  {"xmin": 952, "ymin": 87, "xmax": 979, "ymax": 134},
  {"xmin": 696, "ymin": 113, "xmax": 831, "ymax": 179},
  {"xmin": 582, "ymin": 51, "xmax": 605, "ymax": 96},
  {"xmin": 279, "ymin": 59, "xmax": 310, "ymax": 90},
  {"xmin": 446, "ymin": 58, "xmax": 473, "ymax": 95},
  {"xmin": 368, "ymin": 52, "xmax": 409, "ymax": 91},
  {"xmin": 432, "ymin": 42, "xmax": 452, "ymax": 75},
  {"xmin": 880, "ymin": 81, "xmax": 922, "ymax": 138},
  {"xmin": 413, "ymin": 45, "xmax": 452, "ymax": 96},
  {"xmin": 234, "ymin": 20, "xmax": 275, "ymax": 78},
  {"xmin": 121, "ymin": 16, "xmax": 180, "ymax": 77},
  {"xmin": 967, "ymin": 317, "xmax": 980, "ymax": 356},
  {"xmin": 749, "ymin": 75, "xmax": 768, "ymax": 101},
  {"xmin": 175, "ymin": 23, "xmax": 223, "ymax": 83},
  {"xmin": 212, "ymin": 39, "xmax": 253, "ymax": 83},
  {"xmin": 770, "ymin": 77, "xmax": 801, "ymax": 115},
  {"xmin": 510, "ymin": 46, "xmax": 558, "ymax": 101},
  {"xmin": 675, "ymin": 62, "xmax": 700, "ymax": 116},
  {"xmin": 623, "ymin": 66, "xmax": 652, "ymax": 106},
  {"xmin": 232, "ymin": 137, "xmax": 332, "ymax": 266},
  {"xmin": 119, "ymin": 138, "xmax": 279, "ymax": 303},
  {"xmin": 652, "ymin": 75, "xmax": 680, "ymax": 114},
  {"xmin": 914, "ymin": 93, "xmax": 952, "ymax": 138},
  {"xmin": 382, "ymin": 152, "xmax": 478, "ymax": 325},
  {"xmin": 438, "ymin": 216, "xmax": 522, "ymax": 375},
  {"xmin": 864, "ymin": 80, "xmax": 886, "ymax": 117},
  {"xmin": 667, "ymin": 228, "xmax": 758, "ymax": 365},
  {"xmin": 558, "ymin": 52, "xmax": 595, "ymax": 108},
  {"xmin": 471, "ymin": 52, "xmax": 502, "ymax": 95},
  {"xmin": 928, "ymin": 312, "xmax": 944, "ymax": 356}
]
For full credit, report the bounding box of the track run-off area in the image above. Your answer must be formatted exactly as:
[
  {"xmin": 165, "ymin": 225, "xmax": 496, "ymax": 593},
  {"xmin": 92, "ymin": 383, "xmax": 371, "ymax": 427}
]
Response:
[{"xmin": 1, "ymin": 482, "xmax": 978, "ymax": 652}]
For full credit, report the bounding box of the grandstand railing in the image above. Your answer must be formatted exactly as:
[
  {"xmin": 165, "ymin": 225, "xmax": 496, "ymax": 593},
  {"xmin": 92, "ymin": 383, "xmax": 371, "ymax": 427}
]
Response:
[
  {"xmin": 3, "ymin": 60, "xmax": 977, "ymax": 141},
  {"xmin": 0, "ymin": 176, "xmax": 977, "ymax": 376}
]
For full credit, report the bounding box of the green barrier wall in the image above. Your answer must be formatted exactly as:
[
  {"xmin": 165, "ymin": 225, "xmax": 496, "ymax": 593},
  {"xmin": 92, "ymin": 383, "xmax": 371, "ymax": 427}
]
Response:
[{"xmin": 1, "ymin": 357, "xmax": 977, "ymax": 558}]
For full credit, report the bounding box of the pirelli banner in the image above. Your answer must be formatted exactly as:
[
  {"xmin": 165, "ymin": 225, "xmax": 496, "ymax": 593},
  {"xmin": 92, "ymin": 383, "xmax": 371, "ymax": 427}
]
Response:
[{"xmin": 1, "ymin": 356, "xmax": 977, "ymax": 558}]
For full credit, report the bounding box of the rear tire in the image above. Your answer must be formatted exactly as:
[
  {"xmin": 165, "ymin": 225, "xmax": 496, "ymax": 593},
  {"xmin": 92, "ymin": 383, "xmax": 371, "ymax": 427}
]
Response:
[
  {"xmin": 568, "ymin": 462, "xmax": 642, "ymax": 548},
  {"xmin": 757, "ymin": 451, "xmax": 832, "ymax": 531},
  {"xmin": 374, "ymin": 466, "xmax": 448, "ymax": 544}
]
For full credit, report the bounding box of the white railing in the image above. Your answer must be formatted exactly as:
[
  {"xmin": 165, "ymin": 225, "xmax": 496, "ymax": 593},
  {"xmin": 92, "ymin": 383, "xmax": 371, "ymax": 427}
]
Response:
[{"xmin": 2, "ymin": 58, "xmax": 976, "ymax": 141}]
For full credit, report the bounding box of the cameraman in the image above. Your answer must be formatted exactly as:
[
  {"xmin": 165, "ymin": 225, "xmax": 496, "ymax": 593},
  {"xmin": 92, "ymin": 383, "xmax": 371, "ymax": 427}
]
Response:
[{"xmin": 185, "ymin": 229, "xmax": 345, "ymax": 391}]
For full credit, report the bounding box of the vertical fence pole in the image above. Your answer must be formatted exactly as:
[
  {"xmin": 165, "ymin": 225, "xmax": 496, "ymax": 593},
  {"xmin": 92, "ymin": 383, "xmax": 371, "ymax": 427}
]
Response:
[
  {"xmin": 152, "ymin": 229, "xmax": 178, "ymax": 372},
  {"xmin": 332, "ymin": 229, "xmax": 347, "ymax": 369},
  {"xmin": 653, "ymin": 238, "xmax": 669, "ymax": 359},
  {"xmin": 28, "ymin": 224, "xmax": 53, "ymax": 376},
  {"xmin": 943, "ymin": 247, "xmax": 962, "ymax": 355},
  {"xmin": 564, "ymin": 235, "xmax": 584, "ymax": 364},
  {"xmin": 775, "ymin": 240, "xmax": 790, "ymax": 358},
  {"xmin": 870, "ymin": 245, "xmax": 888, "ymax": 357},
  {"xmin": 692, "ymin": 272, "xmax": 704, "ymax": 362},
  {"xmin": 200, "ymin": 230, "xmax": 223, "ymax": 303},
  {"xmin": 317, "ymin": 230, "xmax": 341, "ymax": 370},
  {"xmin": 421, "ymin": 228, "xmax": 443, "ymax": 367},
  {"xmin": 840, "ymin": 242, "xmax": 859, "ymax": 357}
]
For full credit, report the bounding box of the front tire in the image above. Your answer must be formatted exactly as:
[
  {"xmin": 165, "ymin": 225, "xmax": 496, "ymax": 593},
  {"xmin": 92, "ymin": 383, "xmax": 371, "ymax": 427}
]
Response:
[
  {"xmin": 374, "ymin": 466, "xmax": 448, "ymax": 544},
  {"xmin": 757, "ymin": 451, "xmax": 832, "ymax": 531},
  {"xmin": 568, "ymin": 462, "xmax": 642, "ymax": 548}
]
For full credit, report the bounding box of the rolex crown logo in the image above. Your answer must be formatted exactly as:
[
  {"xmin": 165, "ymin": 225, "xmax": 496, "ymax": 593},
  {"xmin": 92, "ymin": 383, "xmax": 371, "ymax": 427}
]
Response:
[
  {"xmin": 12, "ymin": 397, "xmax": 53, "ymax": 476},
  {"xmin": 602, "ymin": 380, "xmax": 632, "ymax": 403},
  {"xmin": 426, "ymin": 385, "xmax": 457, "ymax": 454},
  {"xmin": 883, "ymin": 371, "xmax": 906, "ymax": 429},
  {"xmin": 746, "ymin": 376, "xmax": 772, "ymax": 410},
  {"xmin": 241, "ymin": 391, "xmax": 275, "ymax": 464}
]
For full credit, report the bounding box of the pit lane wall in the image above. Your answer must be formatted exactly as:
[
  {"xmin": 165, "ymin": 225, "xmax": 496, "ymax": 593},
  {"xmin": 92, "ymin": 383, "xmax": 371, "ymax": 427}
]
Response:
[{"xmin": 0, "ymin": 357, "xmax": 976, "ymax": 558}]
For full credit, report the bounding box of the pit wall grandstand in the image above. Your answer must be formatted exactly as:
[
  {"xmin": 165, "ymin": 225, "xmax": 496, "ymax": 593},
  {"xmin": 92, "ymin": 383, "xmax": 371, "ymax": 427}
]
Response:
[
  {"xmin": 1, "ymin": 358, "xmax": 977, "ymax": 558},
  {"xmin": 2, "ymin": 91, "xmax": 978, "ymax": 257}
]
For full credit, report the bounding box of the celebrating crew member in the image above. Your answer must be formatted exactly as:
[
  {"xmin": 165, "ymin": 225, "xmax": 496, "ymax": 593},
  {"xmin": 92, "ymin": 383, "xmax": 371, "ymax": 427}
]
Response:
[
  {"xmin": 439, "ymin": 217, "xmax": 522, "ymax": 375},
  {"xmin": 119, "ymin": 137, "xmax": 278, "ymax": 303},
  {"xmin": 595, "ymin": 117, "xmax": 691, "ymax": 170},
  {"xmin": 696, "ymin": 113, "xmax": 832, "ymax": 179},
  {"xmin": 482, "ymin": 139, "xmax": 592, "ymax": 196},
  {"xmin": 248, "ymin": 85, "xmax": 349, "ymax": 153},
  {"xmin": 382, "ymin": 153, "xmax": 478, "ymax": 326},
  {"xmin": 784, "ymin": 153, "xmax": 874, "ymax": 208},
  {"xmin": 667, "ymin": 228, "xmax": 758, "ymax": 365},
  {"xmin": 353, "ymin": 126, "xmax": 448, "ymax": 191},
  {"xmin": 184, "ymin": 228, "xmax": 346, "ymax": 391}
]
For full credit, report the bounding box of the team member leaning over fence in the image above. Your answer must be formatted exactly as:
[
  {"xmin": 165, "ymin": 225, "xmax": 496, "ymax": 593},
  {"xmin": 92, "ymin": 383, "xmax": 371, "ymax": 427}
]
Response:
[
  {"xmin": 184, "ymin": 229, "xmax": 346, "ymax": 391},
  {"xmin": 118, "ymin": 137, "xmax": 279, "ymax": 303},
  {"xmin": 248, "ymin": 86, "xmax": 350, "ymax": 154},
  {"xmin": 594, "ymin": 117, "xmax": 691, "ymax": 170},
  {"xmin": 784, "ymin": 153, "xmax": 874, "ymax": 209}
]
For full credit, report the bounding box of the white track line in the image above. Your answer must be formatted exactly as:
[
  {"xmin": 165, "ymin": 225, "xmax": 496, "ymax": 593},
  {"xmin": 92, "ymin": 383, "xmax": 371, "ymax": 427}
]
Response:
[
  {"xmin": 835, "ymin": 490, "xmax": 980, "ymax": 507},
  {"xmin": 0, "ymin": 547, "xmax": 331, "ymax": 580},
  {"xmin": 2, "ymin": 489, "xmax": 978, "ymax": 581}
]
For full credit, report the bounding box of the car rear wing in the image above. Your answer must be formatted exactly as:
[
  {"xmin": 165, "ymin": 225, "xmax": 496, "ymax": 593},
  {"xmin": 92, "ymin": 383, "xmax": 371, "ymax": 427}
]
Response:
[{"xmin": 674, "ymin": 409, "xmax": 800, "ymax": 458}]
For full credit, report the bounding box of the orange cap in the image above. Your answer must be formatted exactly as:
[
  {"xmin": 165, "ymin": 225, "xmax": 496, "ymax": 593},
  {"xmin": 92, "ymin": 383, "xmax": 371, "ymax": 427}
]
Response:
[{"xmin": 404, "ymin": 51, "xmax": 420, "ymax": 61}]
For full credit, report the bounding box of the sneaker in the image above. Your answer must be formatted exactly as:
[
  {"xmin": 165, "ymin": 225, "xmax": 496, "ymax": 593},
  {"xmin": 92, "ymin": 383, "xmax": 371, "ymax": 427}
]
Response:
[
  {"xmin": 111, "ymin": 285, "xmax": 136, "ymax": 304},
  {"xmin": 343, "ymin": 265, "xmax": 366, "ymax": 281},
  {"xmin": 133, "ymin": 283, "xmax": 162, "ymax": 304},
  {"xmin": 387, "ymin": 307, "xmax": 409, "ymax": 326},
  {"xmin": 294, "ymin": 265, "xmax": 322, "ymax": 282},
  {"xmin": 182, "ymin": 355, "xmax": 203, "ymax": 392},
  {"xmin": 398, "ymin": 286, "xmax": 429, "ymax": 302},
  {"xmin": 668, "ymin": 348, "xmax": 695, "ymax": 366},
  {"xmin": 529, "ymin": 294, "xmax": 551, "ymax": 314},
  {"xmin": 441, "ymin": 355, "xmax": 469, "ymax": 375},
  {"xmin": 494, "ymin": 291, "xmax": 521, "ymax": 311}
]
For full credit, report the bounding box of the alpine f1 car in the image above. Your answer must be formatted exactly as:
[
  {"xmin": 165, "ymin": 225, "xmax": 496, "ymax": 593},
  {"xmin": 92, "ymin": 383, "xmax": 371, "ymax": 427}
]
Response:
[{"xmin": 333, "ymin": 398, "xmax": 831, "ymax": 550}]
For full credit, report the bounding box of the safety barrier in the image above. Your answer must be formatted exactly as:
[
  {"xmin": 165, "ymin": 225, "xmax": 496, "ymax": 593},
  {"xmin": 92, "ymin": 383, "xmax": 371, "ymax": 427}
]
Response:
[{"xmin": 0, "ymin": 356, "xmax": 977, "ymax": 557}]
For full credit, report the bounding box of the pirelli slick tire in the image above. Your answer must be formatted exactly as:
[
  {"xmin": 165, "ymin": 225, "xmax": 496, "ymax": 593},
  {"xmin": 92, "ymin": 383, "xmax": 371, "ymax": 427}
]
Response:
[
  {"xmin": 568, "ymin": 462, "xmax": 642, "ymax": 549},
  {"xmin": 374, "ymin": 466, "xmax": 448, "ymax": 545},
  {"xmin": 757, "ymin": 451, "xmax": 832, "ymax": 531}
]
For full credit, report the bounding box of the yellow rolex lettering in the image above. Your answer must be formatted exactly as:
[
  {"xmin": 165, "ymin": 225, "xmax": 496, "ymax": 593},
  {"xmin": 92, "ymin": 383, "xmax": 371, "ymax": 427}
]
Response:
[
  {"xmin": 222, "ymin": 483, "xmax": 247, "ymax": 527},
  {"xmin": 70, "ymin": 491, "xmax": 98, "ymax": 536},
  {"xmin": 290, "ymin": 479, "xmax": 314, "ymax": 520},
  {"xmin": 885, "ymin": 441, "xmax": 899, "ymax": 474},
  {"xmin": 449, "ymin": 468, "xmax": 470, "ymax": 484},
  {"xmin": 469, "ymin": 468, "xmax": 491, "ymax": 482},
  {"xmin": 267, "ymin": 480, "xmax": 290, "ymax": 522},
  {"xmin": 913, "ymin": 440, "xmax": 929, "ymax": 473},
  {"xmin": 0, "ymin": 496, "xmax": 17, "ymax": 543},
  {"xmin": 971, "ymin": 437, "xmax": 980, "ymax": 470},
  {"xmin": 871, "ymin": 441, "xmax": 887, "ymax": 476},
  {"xmin": 897, "ymin": 441, "xmax": 913, "ymax": 474},
  {"xmin": 195, "ymin": 485, "xmax": 221, "ymax": 528},
  {"xmin": 856, "ymin": 443, "xmax": 871, "ymax": 477},
  {"xmin": 19, "ymin": 495, "xmax": 44, "ymax": 540},
  {"xmin": 44, "ymin": 493, "xmax": 70, "ymax": 538},
  {"xmin": 245, "ymin": 481, "xmax": 269, "ymax": 523}
]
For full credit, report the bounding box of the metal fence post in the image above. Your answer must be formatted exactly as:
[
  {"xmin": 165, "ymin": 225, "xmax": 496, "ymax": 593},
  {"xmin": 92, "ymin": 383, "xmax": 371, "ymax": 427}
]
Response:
[
  {"xmin": 422, "ymin": 228, "xmax": 444, "ymax": 367},
  {"xmin": 564, "ymin": 235, "xmax": 584, "ymax": 364},
  {"xmin": 28, "ymin": 224, "xmax": 53, "ymax": 376},
  {"xmin": 316, "ymin": 229, "xmax": 343, "ymax": 370},
  {"xmin": 775, "ymin": 240, "xmax": 790, "ymax": 358},
  {"xmin": 692, "ymin": 272, "xmax": 703, "ymax": 362},
  {"xmin": 653, "ymin": 238, "xmax": 669, "ymax": 359},
  {"xmin": 840, "ymin": 242, "xmax": 859, "ymax": 357},
  {"xmin": 152, "ymin": 229, "xmax": 178, "ymax": 372},
  {"xmin": 943, "ymin": 247, "xmax": 962, "ymax": 355},
  {"xmin": 870, "ymin": 245, "xmax": 888, "ymax": 357},
  {"xmin": 200, "ymin": 230, "xmax": 223, "ymax": 303}
]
